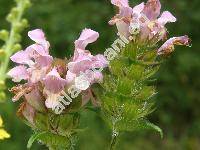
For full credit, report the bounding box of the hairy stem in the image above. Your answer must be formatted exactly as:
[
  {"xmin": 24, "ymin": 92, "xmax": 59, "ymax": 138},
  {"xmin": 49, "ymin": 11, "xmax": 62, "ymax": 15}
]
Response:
[
  {"xmin": 109, "ymin": 118, "xmax": 120, "ymax": 150},
  {"xmin": 110, "ymin": 133, "xmax": 119, "ymax": 150},
  {"xmin": 0, "ymin": 0, "xmax": 30, "ymax": 81}
]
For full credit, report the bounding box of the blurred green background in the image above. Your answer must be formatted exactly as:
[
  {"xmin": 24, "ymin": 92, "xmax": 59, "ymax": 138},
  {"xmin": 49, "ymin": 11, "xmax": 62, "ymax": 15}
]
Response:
[{"xmin": 0, "ymin": 0, "xmax": 199, "ymax": 149}]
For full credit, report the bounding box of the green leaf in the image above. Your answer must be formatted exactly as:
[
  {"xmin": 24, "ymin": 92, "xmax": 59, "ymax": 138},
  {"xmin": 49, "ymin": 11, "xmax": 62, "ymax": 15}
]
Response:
[
  {"xmin": 146, "ymin": 122, "xmax": 163, "ymax": 139},
  {"xmin": 28, "ymin": 131, "xmax": 71, "ymax": 149},
  {"xmin": 35, "ymin": 113, "xmax": 49, "ymax": 131},
  {"xmin": 27, "ymin": 131, "xmax": 47, "ymax": 149}
]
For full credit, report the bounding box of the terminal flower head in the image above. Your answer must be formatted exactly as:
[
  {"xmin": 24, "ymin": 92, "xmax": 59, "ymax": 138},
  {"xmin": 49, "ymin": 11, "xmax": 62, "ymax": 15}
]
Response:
[{"xmin": 109, "ymin": 0, "xmax": 176, "ymax": 42}]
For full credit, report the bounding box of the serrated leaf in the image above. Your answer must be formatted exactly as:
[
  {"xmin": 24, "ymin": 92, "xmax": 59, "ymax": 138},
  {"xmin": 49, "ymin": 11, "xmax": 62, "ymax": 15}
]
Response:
[
  {"xmin": 127, "ymin": 64, "xmax": 145, "ymax": 80},
  {"xmin": 122, "ymin": 43, "xmax": 137, "ymax": 60},
  {"xmin": 142, "ymin": 50, "xmax": 157, "ymax": 62}
]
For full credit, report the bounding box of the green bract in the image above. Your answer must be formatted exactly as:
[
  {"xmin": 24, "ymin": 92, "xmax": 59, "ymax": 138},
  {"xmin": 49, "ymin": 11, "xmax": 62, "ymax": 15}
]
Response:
[{"xmin": 94, "ymin": 42, "xmax": 163, "ymax": 149}]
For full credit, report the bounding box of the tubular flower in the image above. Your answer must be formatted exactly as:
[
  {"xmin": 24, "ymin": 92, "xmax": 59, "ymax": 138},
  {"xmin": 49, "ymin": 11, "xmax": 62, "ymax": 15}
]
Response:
[
  {"xmin": 158, "ymin": 35, "xmax": 190, "ymax": 55},
  {"xmin": 43, "ymin": 68, "xmax": 67, "ymax": 109},
  {"xmin": 67, "ymin": 28, "xmax": 108, "ymax": 88},
  {"xmin": 109, "ymin": 0, "xmax": 176, "ymax": 42},
  {"xmin": 66, "ymin": 28, "xmax": 108, "ymax": 105}
]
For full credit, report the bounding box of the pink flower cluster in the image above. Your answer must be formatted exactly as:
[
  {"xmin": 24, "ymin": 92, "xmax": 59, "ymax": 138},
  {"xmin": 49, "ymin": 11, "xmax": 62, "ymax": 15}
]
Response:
[
  {"xmin": 8, "ymin": 29, "xmax": 108, "ymax": 119},
  {"xmin": 7, "ymin": 0, "xmax": 191, "ymax": 123},
  {"xmin": 109, "ymin": 0, "xmax": 190, "ymax": 55}
]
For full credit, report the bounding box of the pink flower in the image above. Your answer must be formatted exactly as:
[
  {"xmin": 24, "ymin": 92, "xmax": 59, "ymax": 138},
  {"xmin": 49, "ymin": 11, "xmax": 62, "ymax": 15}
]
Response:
[
  {"xmin": 43, "ymin": 89, "xmax": 61, "ymax": 109},
  {"xmin": 28, "ymin": 29, "xmax": 50, "ymax": 52},
  {"xmin": 42, "ymin": 68, "xmax": 67, "ymax": 109},
  {"xmin": 158, "ymin": 36, "xmax": 190, "ymax": 55},
  {"xmin": 109, "ymin": 0, "xmax": 132, "ymax": 37},
  {"xmin": 66, "ymin": 28, "xmax": 108, "ymax": 106},
  {"xmin": 109, "ymin": 0, "xmax": 177, "ymax": 42},
  {"xmin": 75, "ymin": 28, "xmax": 99, "ymax": 50},
  {"xmin": 158, "ymin": 11, "xmax": 177, "ymax": 26},
  {"xmin": 43, "ymin": 68, "xmax": 67, "ymax": 93},
  {"xmin": 8, "ymin": 29, "xmax": 53, "ymax": 83},
  {"xmin": 142, "ymin": 0, "xmax": 161, "ymax": 21},
  {"xmin": 7, "ymin": 65, "xmax": 29, "ymax": 82},
  {"xmin": 67, "ymin": 29, "xmax": 108, "ymax": 86}
]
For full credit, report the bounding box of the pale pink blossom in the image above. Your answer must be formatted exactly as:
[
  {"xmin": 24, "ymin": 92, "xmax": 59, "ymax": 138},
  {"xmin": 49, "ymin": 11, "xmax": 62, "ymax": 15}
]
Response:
[
  {"xmin": 67, "ymin": 29, "xmax": 108, "ymax": 86},
  {"xmin": 8, "ymin": 29, "xmax": 53, "ymax": 83},
  {"xmin": 7, "ymin": 65, "xmax": 29, "ymax": 82},
  {"xmin": 109, "ymin": 0, "xmax": 177, "ymax": 42},
  {"xmin": 158, "ymin": 36, "xmax": 190, "ymax": 55},
  {"xmin": 43, "ymin": 68, "xmax": 67, "ymax": 93}
]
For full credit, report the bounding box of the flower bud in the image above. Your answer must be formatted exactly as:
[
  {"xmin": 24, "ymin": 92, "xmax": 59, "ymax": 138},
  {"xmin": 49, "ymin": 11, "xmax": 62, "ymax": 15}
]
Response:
[
  {"xmin": 12, "ymin": 44, "xmax": 22, "ymax": 52},
  {"xmin": 0, "ymin": 91, "xmax": 6, "ymax": 102},
  {"xmin": 24, "ymin": 0, "xmax": 31, "ymax": 9},
  {"xmin": 0, "ymin": 49, "xmax": 6, "ymax": 60},
  {"xmin": 6, "ymin": 8, "xmax": 19, "ymax": 22},
  {"xmin": 21, "ymin": 19, "xmax": 29, "ymax": 28},
  {"xmin": 0, "ymin": 30, "xmax": 9, "ymax": 41},
  {"xmin": 0, "ymin": 80, "xmax": 6, "ymax": 90},
  {"xmin": 13, "ymin": 34, "xmax": 21, "ymax": 43}
]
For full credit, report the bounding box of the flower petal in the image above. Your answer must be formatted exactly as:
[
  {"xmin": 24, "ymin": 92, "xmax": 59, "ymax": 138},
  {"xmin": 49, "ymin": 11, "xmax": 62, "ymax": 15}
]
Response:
[
  {"xmin": 75, "ymin": 29, "xmax": 99, "ymax": 50},
  {"xmin": 158, "ymin": 11, "xmax": 176, "ymax": 26},
  {"xmin": 44, "ymin": 89, "xmax": 60, "ymax": 109},
  {"xmin": 116, "ymin": 21, "xmax": 131, "ymax": 38},
  {"xmin": 28, "ymin": 29, "xmax": 50, "ymax": 53},
  {"xmin": 66, "ymin": 70, "xmax": 76, "ymax": 85},
  {"xmin": 28, "ymin": 67, "xmax": 48, "ymax": 83},
  {"xmin": 28, "ymin": 29, "xmax": 45, "ymax": 43},
  {"xmin": 132, "ymin": 2, "xmax": 145, "ymax": 14},
  {"xmin": 92, "ymin": 54, "xmax": 109, "ymax": 68},
  {"xmin": 22, "ymin": 103, "xmax": 35, "ymax": 125},
  {"xmin": 25, "ymin": 88, "xmax": 46, "ymax": 112},
  {"xmin": 7, "ymin": 66, "xmax": 29, "ymax": 82},
  {"xmin": 10, "ymin": 50, "xmax": 33, "ymax": 65},
  {"xmin": 26, "ymin": 44, "xmax": 53, "ymax": 67},
  {"xmin": 68, "ymin": 59, "xmax": 92, "ymax": 74},
  {"xmin": 143, "ymin": 0, "xmax": 161, "ymax": 20},
  {"xmin": 110, "ymin": 0, "xmax": 132, "ymax": 18},
  {"xmin": 69, "ymin": 49, "xmax": 93, "ymax": 74},
  {"xmin": 43, "ymin": 68, "xmax": 67, "ymax": 93},
  {"xmin": 158, "ymin": 35, "xmax": 190, "ymax": 55}
]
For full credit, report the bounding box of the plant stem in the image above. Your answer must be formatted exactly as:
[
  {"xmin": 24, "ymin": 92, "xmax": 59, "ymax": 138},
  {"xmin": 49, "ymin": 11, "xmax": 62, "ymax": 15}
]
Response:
[
  {"xmin": 110, "ymin": 133, "xmax": 119, "ymax": 150},
  {"xmin": 0, "ymin": 0, "xmax": 29, "ymax": 81}
]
